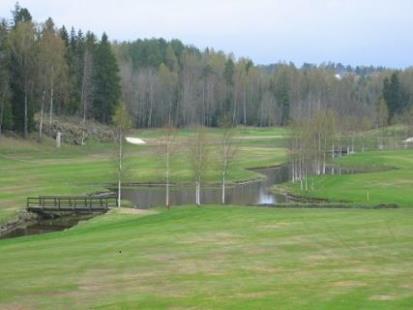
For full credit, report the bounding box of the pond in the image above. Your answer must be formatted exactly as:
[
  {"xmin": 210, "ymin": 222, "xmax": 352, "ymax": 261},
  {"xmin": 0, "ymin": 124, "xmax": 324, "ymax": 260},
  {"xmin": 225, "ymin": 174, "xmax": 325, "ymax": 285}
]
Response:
[
  {"xmin": 121, "ymin": 165, "xmax": 291, "ymax": 208},
  {"xmin": 1, "ymin": 163, "xmax": 361, "ymax": 240}
]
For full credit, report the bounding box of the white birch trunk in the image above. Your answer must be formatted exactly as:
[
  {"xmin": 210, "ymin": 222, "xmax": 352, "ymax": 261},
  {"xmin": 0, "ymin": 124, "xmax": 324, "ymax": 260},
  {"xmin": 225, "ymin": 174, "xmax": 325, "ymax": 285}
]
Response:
[
  {"xmin": 243, "ymin": 89, "xmax": 247, "ymax": 125},
  {"xmin": 39, "ymin": 90, "xmax": 46, "ymax": 140},
  {"xmin": 118, "ymin": 130, "xmax": 122, "ymax": 208},
  {"xmin": 195, "ymin": 180, "xmax": 201, "ymax": 206},
  {"xmin": 49, "ymin": 81, "xmax": 54, "ymax": 125},
  {"xmin": 148, "ymin": 81, "xmax": 153, "ymax": 128}
]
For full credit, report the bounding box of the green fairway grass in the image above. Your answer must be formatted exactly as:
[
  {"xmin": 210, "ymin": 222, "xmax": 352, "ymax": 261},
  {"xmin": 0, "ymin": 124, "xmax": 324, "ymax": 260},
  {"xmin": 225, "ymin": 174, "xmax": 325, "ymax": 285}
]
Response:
[
  {"xmin": 279, "ymin": 149, "xmax": 413, "ymax": 207},
  {"xmin": 1, "ymin": 127, "xmax": 413, "ymax": 309},
  {"xmin": 0, "ymin": 206, "xmax": 412, "ymax": 309},
  {"xmin": 0, "ymin": 127, "xmax": 287, "ymax": 222}
]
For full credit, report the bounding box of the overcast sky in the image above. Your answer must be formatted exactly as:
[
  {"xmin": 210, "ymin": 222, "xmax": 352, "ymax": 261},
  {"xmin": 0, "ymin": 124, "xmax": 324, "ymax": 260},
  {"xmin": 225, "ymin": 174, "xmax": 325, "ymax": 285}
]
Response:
[{"xmin": 1, "ymin": 0, "xmax": 412, "ymax": 68}]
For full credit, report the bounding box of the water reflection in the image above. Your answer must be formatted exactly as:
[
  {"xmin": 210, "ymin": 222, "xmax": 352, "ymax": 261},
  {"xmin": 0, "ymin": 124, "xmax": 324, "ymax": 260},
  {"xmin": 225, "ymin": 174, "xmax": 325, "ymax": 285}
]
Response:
[
  {"xmin": 122, "ymin": 166, "xmax": 290, "ymax": 208},
  {"xmin": 0, "ymin": 214, "xmax": 96, "ymax": 239}
]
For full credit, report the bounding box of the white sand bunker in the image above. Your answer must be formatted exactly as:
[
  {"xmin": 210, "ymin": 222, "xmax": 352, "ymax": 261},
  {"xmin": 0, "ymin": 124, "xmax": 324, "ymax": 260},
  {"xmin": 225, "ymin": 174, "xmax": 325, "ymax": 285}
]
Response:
[{"xmin": 125, "ymin": 137, "xmax": 146, "ymax": 145}]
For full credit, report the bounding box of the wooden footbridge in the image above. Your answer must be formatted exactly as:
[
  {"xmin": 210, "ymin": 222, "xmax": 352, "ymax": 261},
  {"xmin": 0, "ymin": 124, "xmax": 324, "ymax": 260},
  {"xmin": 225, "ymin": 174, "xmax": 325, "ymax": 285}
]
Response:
[{"xmin": 27, "ymin": 195, "xmax": 118, "ymax": 214}]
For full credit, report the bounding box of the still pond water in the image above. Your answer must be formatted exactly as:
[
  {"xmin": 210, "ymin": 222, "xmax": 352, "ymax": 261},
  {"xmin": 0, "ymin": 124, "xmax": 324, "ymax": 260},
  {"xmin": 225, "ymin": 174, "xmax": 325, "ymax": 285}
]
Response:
[{"xmin": 122, "ymin": 166, "xmax": 290, "ymax": 208}]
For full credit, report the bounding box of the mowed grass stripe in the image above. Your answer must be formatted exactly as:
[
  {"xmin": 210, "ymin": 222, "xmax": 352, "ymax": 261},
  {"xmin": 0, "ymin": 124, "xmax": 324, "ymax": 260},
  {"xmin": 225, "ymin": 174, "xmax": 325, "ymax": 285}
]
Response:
[{"xmin": 0, "ymin": 206, "xmax": 412, "ymax": 309}]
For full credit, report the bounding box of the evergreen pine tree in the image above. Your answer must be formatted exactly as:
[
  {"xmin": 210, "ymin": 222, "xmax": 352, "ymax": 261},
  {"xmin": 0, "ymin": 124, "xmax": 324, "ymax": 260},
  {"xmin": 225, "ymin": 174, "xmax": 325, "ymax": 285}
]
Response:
[
  {"xmin": 9, "ymin": 5, "xmax": 36, "ymax": 137},
  {"xmin": 0, "ymin": 19, "xmax": 13, "ymax": 134},
  {"xmin": 275, "ymin": 72, "xmax": 290, "ymax": 126},
  {"xmin": 92, "ymin": 33, "xmax": 120, "ymax": 123},
  {"xmin": 383, "ymin": 72, "xmax": 405, "ymax": 122}
]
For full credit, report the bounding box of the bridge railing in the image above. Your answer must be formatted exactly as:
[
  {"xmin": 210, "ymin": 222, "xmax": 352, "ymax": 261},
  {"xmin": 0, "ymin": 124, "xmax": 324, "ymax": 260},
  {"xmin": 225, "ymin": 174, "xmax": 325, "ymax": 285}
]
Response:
[{"xmin": 27, "ymin": 195, "xmax": 118, "ymax": 210}]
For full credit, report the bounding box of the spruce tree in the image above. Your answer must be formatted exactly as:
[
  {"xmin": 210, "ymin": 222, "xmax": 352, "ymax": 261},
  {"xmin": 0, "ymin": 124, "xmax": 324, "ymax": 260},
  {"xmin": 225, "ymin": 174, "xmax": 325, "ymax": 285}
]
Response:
[
  {"xmin": 383, "ymin": 72, "xmax": 405, "ymax": 122},
  {"xmin": 92, "ymin": 33, "xmax": 120, "ymax": 123},
  {"xmin": 9, "ymin": 5, "xmax": 36, "ymax": 137},
  {"xmin": 0, "ymin": 19, "xmax": 13, "ymax": 135},
  {"xmin": 275, "ymin": 72, "xmax": 290, "ymax": 126}
]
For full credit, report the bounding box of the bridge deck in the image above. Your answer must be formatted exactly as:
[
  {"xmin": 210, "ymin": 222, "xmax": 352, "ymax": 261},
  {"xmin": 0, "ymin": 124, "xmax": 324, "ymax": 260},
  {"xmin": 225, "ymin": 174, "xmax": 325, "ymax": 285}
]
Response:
[{"xmin": 27, "ymin": 195, "xmax": 118, "ymax": 213}]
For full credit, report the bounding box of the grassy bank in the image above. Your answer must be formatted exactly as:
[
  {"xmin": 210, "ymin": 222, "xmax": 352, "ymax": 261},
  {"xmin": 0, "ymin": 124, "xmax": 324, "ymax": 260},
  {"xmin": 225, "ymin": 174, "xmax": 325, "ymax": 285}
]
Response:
[
  {"xmin": 0, "ymin": 206, "xmax": 412, "ymax": 309},
  {"xmin": 279, "ymin": 149, "xmax": 413, "ymax": 207},
  {"xmin": 0, "ymin": 127, "xmax": 287, "ymax": 222}
]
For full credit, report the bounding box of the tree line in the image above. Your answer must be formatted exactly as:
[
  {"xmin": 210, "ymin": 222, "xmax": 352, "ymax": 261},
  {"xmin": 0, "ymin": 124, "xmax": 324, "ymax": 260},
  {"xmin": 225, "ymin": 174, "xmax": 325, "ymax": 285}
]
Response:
[
  {"xmin": 0, "ymin": 4, "xmax": 120, "ymax": 138},
  {"xmin": 1, "ymin": 3, "xmax": 413, "ymax": 139},
  {"xmin": 115, "ymin": 39, "xmax": 413, "ymax": 130}
]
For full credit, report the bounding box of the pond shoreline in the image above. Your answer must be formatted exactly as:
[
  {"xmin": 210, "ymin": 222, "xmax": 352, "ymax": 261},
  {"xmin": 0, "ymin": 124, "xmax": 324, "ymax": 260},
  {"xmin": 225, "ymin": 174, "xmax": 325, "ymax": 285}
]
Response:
[
  {"xmin": 0, "ymin": 210, "xmax": 39, "ymax": 238},
  {"xmin": 0, "ymin": 210, "xmax": 106, "ymax": 240}
]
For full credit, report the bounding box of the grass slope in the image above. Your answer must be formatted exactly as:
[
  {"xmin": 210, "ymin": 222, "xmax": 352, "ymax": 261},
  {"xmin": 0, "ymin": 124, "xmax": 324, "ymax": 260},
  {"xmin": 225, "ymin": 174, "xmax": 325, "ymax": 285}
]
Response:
[
  {"xmin": 280, "ymin": 149, "xmax": 413, "ymax": 207},
  {"xmin": 0, "ymin": 206, "xmax": 412, "ymax": 309},
  {"xmin": 0, "ymin": 127, "xmax": 287, "ymax": 222}
]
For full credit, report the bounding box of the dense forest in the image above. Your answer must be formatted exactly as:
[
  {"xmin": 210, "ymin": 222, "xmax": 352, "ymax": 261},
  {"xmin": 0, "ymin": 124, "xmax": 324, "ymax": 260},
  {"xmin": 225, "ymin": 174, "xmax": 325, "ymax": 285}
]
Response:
[{"xmin": 1, "ymin": 3, "xmax": 413, "ymax": 138}]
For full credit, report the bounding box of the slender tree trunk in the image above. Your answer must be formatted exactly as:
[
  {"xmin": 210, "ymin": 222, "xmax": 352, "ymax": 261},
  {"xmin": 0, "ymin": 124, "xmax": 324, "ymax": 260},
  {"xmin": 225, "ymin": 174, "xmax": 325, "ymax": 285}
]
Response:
[
  {"xmin": 81, "ymin": 70, "xmax": 87, "ymax": 145},
  {"xmin": 322, "ymin": 135, "xmax": 327, "ymax": 174},
  {"xmin": 148, "ymin": 82, "xmax": 153, "ymax": 128},
  {"xmin": 243, "ymin": 89, "xmax": 247, "ymax": 125},
  {"xmin": 39, "ymin": 90, "xmax": 46, "ymax": 140},
  {"xmin": 168, "ymin": 100, "xmax": 172, "ymax": 127},
  {"xmin": 195, "ymin": 180, "xmax": 201, "ymax": 206},
  {"xmin": 24, "ymin": 90, "xmax": 28, "ymax": 138},
  {"xmin": 351, "ymin": 135, "xmax": 355, "ymax": 153},
  {"xmin": 232, "ymin": 95, "xmax": 237, "ymax": 125},
  {"xmin": 118, "ymin": 129, "xmax": 122, "ymax": 208},
  {"xmin": 222, "ymin": 156, "xmax": 227, "ymax": 204},
  {"xmin": 81, "ymin": 95, "xmax": 87, "ymax": 145},
  {"xmin": 305, "ymin": 168, "xmax": 308, "ymax": 192},
  {"xmin": 49, "ymin": 79, "xmax": 54, "ymax": 125}
]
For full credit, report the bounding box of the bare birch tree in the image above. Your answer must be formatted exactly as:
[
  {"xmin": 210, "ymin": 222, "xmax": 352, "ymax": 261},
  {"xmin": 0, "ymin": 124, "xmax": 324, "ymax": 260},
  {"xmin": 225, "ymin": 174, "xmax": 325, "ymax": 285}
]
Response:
[
  {"xmin": 161, "ymin": 124, "xmax": 177, "ymax": 208},
  {"xmin": 37, "ymin": 19, "xmax": 68, "ymax": 128},
  {"xmin": 218, "ymin": 121, "xmax": 238, "ymax": 204},
  {"xmin": 113, "ymin": 102, "xmax": 131, "ymax": 207},
  {"xmin": 289, "ymin": 109, "xmax": 337, "ymax": 191},
  {"xmin": 189, "ymin": 126, "xmax": 209, "ymax": 206}
]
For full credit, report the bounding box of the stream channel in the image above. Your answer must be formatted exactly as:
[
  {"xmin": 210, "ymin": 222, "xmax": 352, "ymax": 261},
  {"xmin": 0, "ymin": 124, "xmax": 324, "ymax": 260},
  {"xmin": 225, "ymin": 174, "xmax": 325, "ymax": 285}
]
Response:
[{"xmin": 1, "ymin": 164, "xmax": 357, "ymax": 239}]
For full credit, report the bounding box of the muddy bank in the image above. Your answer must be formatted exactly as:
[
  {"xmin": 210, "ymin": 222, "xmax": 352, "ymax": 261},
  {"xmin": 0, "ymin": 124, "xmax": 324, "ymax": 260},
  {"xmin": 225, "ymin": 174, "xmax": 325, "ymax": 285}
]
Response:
[
  {"xmin": 0, "ymin": 210, "xmax": 104, "ymax": 240},
  {"xmin": 0, "ymin": 211, "xmax": 38, "ymax": 238}
]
